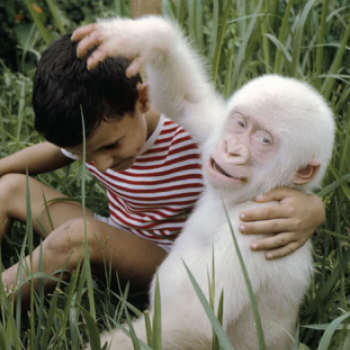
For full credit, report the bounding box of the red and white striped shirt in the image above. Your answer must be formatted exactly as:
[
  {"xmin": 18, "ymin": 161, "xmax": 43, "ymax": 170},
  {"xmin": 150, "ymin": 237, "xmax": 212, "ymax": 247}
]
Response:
[{"xmin": 64, "ymin": 115, "xmax": 203, "ymax": 247}]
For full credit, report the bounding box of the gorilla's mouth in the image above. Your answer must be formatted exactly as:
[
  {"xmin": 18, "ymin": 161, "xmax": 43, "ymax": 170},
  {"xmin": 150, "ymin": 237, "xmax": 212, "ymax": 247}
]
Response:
[
  {"xmin": 212, "ymin": 159, "xmax": 233, "ymax": 178},
  {"xmin": 211, "ymin": 158, "xmax": 248, "ymax": 183}
]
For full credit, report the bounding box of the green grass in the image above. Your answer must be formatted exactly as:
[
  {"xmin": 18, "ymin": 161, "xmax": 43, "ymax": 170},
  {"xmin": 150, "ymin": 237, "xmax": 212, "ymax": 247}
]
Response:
[{"xmin": 0, "ymin": 0, "xmax": 349, "ymax": 349}]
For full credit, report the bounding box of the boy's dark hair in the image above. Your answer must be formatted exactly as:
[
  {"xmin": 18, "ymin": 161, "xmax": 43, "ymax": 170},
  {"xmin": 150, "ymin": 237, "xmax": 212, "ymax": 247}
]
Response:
[{"xmin": 33, "ymin": 33, "xmax": 142, "ymax": 147}]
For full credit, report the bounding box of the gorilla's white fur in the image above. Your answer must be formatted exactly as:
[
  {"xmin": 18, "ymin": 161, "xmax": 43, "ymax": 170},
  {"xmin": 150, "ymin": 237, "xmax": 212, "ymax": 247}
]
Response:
[{"xmin": 85, "ymin": 16, "xmax": 334, "ymax": 350}]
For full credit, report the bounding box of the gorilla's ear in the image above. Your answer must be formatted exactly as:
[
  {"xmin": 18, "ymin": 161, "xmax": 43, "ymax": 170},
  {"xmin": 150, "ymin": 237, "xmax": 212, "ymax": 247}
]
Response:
[{"xmin": 292, "ymin": 158, "xmax": 320, "ymax": 185}]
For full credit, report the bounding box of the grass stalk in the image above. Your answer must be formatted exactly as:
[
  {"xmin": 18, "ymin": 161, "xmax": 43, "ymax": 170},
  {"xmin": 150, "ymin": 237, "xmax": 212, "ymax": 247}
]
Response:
[
  {"xmin": 80, "ymin": 107, "xmax": 96, "ymax": 320},
  {"xmin": 45, "ymin": 0, "xmax": 66, "ymax": 34},
  {"xmin": 231, "ymin": 0, "xmax": 264, "ymax": 90},
  {"xmin": 273, "ymin": 0, "xmax": 293, "ymax": 74},
  {"xmin": 317, "ymin": 312, "xmax": 350, "ymax": 350},
  {"xmin": 322, "ymin": 19, "xmax": 350, "ymax": 100},
  {"xmin": 260, "ymin": 0, "xmax": 271, "ymax": 73},
  {"xmin": 23, "ymin": 0, "xmax": 51, "ymax": 45},
  {"xmin": 291, "ymin": 0, "xmax": 316, "ymax": 77},
  {"xmin": 211, "ymin": 0, "xmax": 234, "ymax": 83},
  {"xmin": 222, "ymin": 201, "xmax": 267, "ymax": 350},
  {"xmin": 184, "ymin": 263, "xmax": 235, "ymax": 350},
  {"xmin": 314, "ymin": 0, "xmax": 330, "ymax": 88},
  {"xmin": 152, "ymin": 274, "xmax": 162, "ymax": 350}
]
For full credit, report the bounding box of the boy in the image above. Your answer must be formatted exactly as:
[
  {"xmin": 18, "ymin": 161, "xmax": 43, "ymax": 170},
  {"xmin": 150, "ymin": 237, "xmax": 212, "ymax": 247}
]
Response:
[{"xmin": 0, "ymin": 33, "xmax": 324, "ymax": 304}]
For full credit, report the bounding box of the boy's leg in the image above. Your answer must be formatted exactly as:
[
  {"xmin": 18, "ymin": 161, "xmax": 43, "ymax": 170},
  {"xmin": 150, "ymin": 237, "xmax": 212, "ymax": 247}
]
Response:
[
  {"xmin": 2, "ymin": 217, "xmax": 167, "ymax": 305},
  {"xmin": 0, "ymin": 174, "xmax": 167, "ymax": 303},
  {"xmin": 0, "ymin": 173, "xmax": 94, "ymax": 239},
  {"xmin": 0, "ymin": 172, "xmax": 91, "ymax": 302}
]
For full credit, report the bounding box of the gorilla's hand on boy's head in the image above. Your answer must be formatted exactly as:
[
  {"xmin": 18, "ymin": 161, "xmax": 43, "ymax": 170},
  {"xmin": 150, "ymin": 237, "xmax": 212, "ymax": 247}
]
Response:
[{"xmin": 72, "ymin": 21, "xmax": 142, "ymax": 76}]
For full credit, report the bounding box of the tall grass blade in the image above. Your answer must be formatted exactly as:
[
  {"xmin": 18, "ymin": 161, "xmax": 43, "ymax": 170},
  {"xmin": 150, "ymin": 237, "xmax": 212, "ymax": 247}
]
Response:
[
  {"xmin": 291, "ymin": 0, "xmax": 316, "ymax": 77},
  {"xmin": 223, "ymin": 40, "xmax": 234, "ymax": 100},
  {"xmin": 322, "ymin": 20, "xmax": 350, "ymax": 99},
  {"xmin": 0, "ymin": 322, "xmax": 11, "ymax": 350},
  {"xmin": 15, "ymin": 243, "xmax": 27, "ymax": 331},
  {"xmin": 175, "ymin": 0, "xmax": 186, "ymax": 26},
  {"xmin": 81, "ymin": 308, "xmax": 102, "ymax": 350},
  {"xmin": 273, "ymin": 0, "xmax": 293, "ymax": 74},
  {"xmin": 15, "ymin": 80, "xmax": 25, "ymax": 141},
  {"xmin": 57, "ymin": 258, "xmax": 83, "ymax": 345},
  {"xmin": 184, "ymin": 263, "xmax": 235, "ymax": 350},
  {"xmin": 0, "ymin": 107, "xmax": 5, "ymax": 152},
  {"xmin": 222, "ymin": 200, "xmax": 267, "ymax": 350},
  {"xmin": 25, "ymin": 170, "xmax": 36, "ymax": 350},
  {"xmin": 23, "ymin": 0, "xmax": 51, "ymax": 44},
  {"xmin": 260, "ymin": 0, "xmax": 271, "ymax": 73},
  {"xmin": 69, "ymin": 293, "xmax": 81, "ymax": 350},
  {"xmin": 125, "ymin": 308, "xmax": 142, "ymax": 350},
  {"xmin": 0, "ymin": 125, "xmax": 25, "ymax": 149},
  {"xmin": 339, "ymin": 105, "xmax": 350, "ymax": 175},
  {"xmin": 42, "ymin": 193, "xmax": 55, "ymax": 232},
  {"xmin": 40, "ymin": 281, "xmax": 63, "ymax": 348},
  {"xmin": 152, "ymin": 273, "xmax": 162, "ymax": 350},
  {"xmin": 188, "ymin": 0, "xmax": 203, "ymax": 52},
  {"xmin": 329, "ymin": 166, "xmax": 350, "ymax": 200},
  {"xmin": 317, "ymin": 312, "xmax": 350, "ymax": 350},
  {"xmin": 208, "ymin": 246, "xmax": 215, "ymax": 310},
  {"xmin": 144, "ymin": 311, "xmax": 153, "ymax": 346},
  {"xmin": 45, "ymin": 0, "xmax": 66, "ymax": 34},
  {"xmin": 291, "ymin": 320, "xmax": 301, "ymax": 350},
  {"xmin": 211, "ymin": 0, "xmax": 234, "ymax": 82},
  {"xmin": 265, "ymin": 34, "xmax": 292, "ymax": 65},
  {"xmin": 231, "ymin": 0, "xmax": 263, "ymax": 90},
  {"xmin": 212, "ymin": 290, "xmax": 225, "ymax": 350},
  {"xmin": 80, "ymin": 107, "xmax": 96, "ymax": 319},
  {"xmin": 315, "ymin": 0, "xmax": 330, "ymax": 88},
  {"xmin": 304, "ymin": 324, "xmax": 350, "ymax": 331},
  {"xmin": 112, "ymin": 291, "xmax": 143, "ymax": 318},
  {"xmin": 33, "ymin": 243, "xmax": 45, "ymax": 350},
  {"xmin": 310, "ymin": 249, "xmax": 350, "ymax": 311},
  {"xmin": 116, "ymin": 323, "xmax": 153, "ymax": 350},
  {"xmin": 209, "ymin": 0, "xmax": 219, "ymax": 62},
  {"xmin": 209, "ymin": 247, "xmax": 217, "ymax": 349},
  {"xmin": 340, "ymin": 331, "xmax": 350, "ymax": 350},
  {"xmin": 316, "ymin": 173, "xmax": 350, "ymax": 198}
]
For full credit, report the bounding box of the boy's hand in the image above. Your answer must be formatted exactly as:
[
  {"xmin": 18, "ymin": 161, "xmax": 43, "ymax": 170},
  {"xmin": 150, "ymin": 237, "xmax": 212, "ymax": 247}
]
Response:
[{"xmin": 239, "ymin": 188, "xmax": 325, "ymax": 260}]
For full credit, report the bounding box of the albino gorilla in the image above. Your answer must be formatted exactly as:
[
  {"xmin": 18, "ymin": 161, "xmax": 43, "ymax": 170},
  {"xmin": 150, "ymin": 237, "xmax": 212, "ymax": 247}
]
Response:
[{"xmin": 72, "ymin": 16, "xmax": 335, "ymax": 350}]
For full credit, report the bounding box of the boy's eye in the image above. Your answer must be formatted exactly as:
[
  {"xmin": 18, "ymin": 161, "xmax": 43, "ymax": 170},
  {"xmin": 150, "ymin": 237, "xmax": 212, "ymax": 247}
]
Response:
[{"xmin": 103, "ymin": 142, "xmax": 119, "ymax": 150}]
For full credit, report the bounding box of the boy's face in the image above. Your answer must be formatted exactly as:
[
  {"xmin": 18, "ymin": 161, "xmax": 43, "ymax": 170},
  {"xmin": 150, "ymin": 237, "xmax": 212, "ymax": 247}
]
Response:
[{"xmin": 65, "ymin": 85, "xmax": 150, "ymax": 173}]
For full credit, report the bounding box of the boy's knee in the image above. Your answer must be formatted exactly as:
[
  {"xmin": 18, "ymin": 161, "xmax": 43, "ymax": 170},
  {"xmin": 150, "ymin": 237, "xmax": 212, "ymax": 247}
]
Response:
[
  {"xmin": 44, "ymin": 218, "xmax": 88, "ymax": 269},
  {"xmin": 0, "ymin": 175, "xmax": 30, "ymax": 217},
  {"xmin": 45, "ymin": 218, "xmax": 101, "ymax": 257},
  {"xmin": 0, "ymin": 174, "xmax": 27, "ymax": 201}
]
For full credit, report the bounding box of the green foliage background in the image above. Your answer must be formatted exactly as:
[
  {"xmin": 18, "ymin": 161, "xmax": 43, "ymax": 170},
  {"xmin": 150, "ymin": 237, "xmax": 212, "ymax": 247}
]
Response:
[{"xmin": 0, "ymin": 0, "xmax": 349, "ymax": 349}]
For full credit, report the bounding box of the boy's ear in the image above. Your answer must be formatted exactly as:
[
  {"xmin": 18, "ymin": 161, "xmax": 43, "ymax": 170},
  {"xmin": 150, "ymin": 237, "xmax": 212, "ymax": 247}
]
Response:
[
  {"xmin": 292, "ymin": 158, "xmax": 321, "ymax": 185},
  {"xmin": 137, "ymin": 83, "xmax": 151, "ymax": 113}
]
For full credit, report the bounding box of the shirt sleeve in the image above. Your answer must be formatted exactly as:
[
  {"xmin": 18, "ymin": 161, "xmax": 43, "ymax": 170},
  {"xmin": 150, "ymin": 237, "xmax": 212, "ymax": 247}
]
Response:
[{"xmin": 61, "ymin": 148, "xmax": 79, "ymax": 160}]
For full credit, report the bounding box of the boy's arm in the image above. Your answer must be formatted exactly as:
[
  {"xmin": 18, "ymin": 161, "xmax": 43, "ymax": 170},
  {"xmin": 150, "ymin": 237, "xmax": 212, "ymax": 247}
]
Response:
[
  {"xmin": 239, "ymin": 188, "xmax": 325, "ymax": 259},
  {"xmin": 0, "ymin": 142, "xmax": 74, "ymax": 176},
  {"xmin": 72, "ymin": 16, "xmax": 223, "ymax": 145}
]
